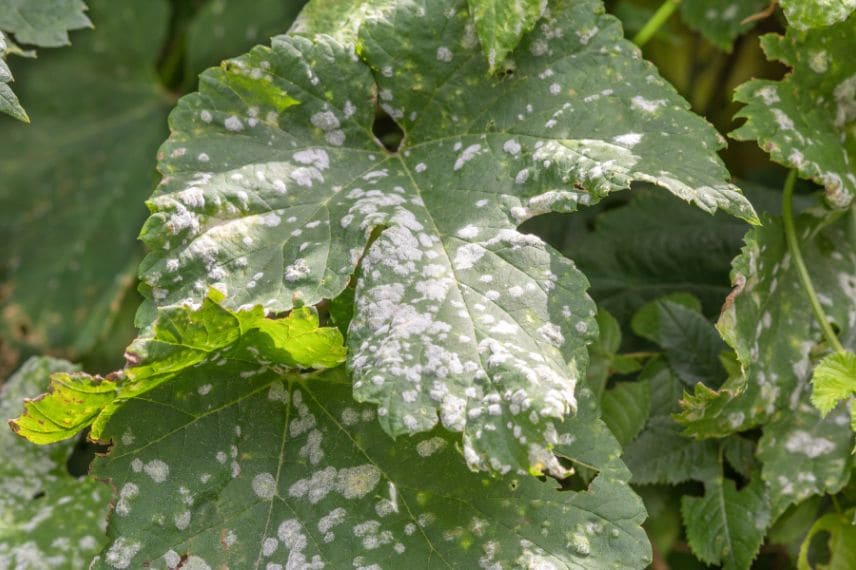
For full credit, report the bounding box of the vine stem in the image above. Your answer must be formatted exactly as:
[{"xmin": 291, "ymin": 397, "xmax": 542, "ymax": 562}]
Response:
[
  {"xmin": 633, "ymin": 0, "xmax": 682, "ymax": 47},
  {"xmin": 782, "ymin": 170, "xmax": 846, "ymax": 353}
]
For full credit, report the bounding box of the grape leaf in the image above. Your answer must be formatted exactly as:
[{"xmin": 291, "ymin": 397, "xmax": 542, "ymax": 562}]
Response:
[
  {"xmin": 11, "ymin": 291, "xmax": 346, "ymax": 445},
  {"xmin": 186, "ymin": 0, "xmax": 308, "ymax": 80},
  {"xmin": 0, "ymin": 32, "xmax": 26, "ymax": 122},
  {"xmin": 680, "ymin": 0, "xmax": 766, "ymax": 51},
  {"xmin": 0, "ymin": 0, "xmax": 90, "ymax": 48},
  {"xmin": 86, "ymin": 367, "xmax": 651, "ymax": 568},
  {"xmin": 468, "ymin": 0, "xmax": 547, "ymax": 70},
  {"xmin": 681, "ymin": 476, "xmax": 771, "ymax": 570},
  {"xmin": 676, "ymin": 209, "xmax": 856, "ymax": 437},
  {"xmin": 0, "ymin": 0, "xmax": 171, "ymax": 359},
  {"xmin": 0, "ymin": 357, "xmax": 110, "ymax": 569},
  {"xmin": 810, "ymin": 350, "xmax": 856, "ymax": 416},
  {"xmin": 758, "ymin": 399, "xmax": 853, "ymax": 511},
  {"xmin": 779, "ymin": 0, "xmax": 856, "ymax": 31},
  {"xmin": 732, "ymin": 17, "xmax": 856, "ymax": 208},
  {"xmin": 141, "ymin": 0, "xmax": 756, "ymax": 476}
]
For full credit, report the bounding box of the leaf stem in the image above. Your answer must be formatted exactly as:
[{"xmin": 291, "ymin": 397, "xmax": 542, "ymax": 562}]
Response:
[
  {"xmin": 782, "ymin": 170, "xmax": 845, "ymax": 353},
  {"xmin": 633, "ymin": 0, "xmax": 682, "ymax": 47}
]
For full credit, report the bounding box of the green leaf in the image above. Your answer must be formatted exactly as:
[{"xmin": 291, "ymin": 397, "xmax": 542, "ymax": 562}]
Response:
[
  {"xmin": 811, "ymin": 350, "xmax": 856, "ymax": 415},
  {"xmin": 563, "ymin": 188, "xmax": 752, "ymax": 328},
  {"xmin": 87, "ymin": 368, "xmax": 651, "ymax": 568},
  {"xmin": 623, "ymin": 416, "xmax": 719, "ymax": 484},
  {"xmin": 631, "ymin": 294, "xmax": 727, "ymax": 387},
  {"xmin": 467, "ymin": 0, "xmax": 547, "ymax": 70},
  {"xmin": 141, "ymin": 0, "xmax": 756, "ymax": 476},
  {"xmin": 779, "ymin": 0, "xmax": 856, "ymax": 31},
  {"xmin": 797, "ymin": 510, "xmax": 856, "ymax": 570},
  {"xmin": 11, "ymin": 292, "xmax": 346, "ymax": 445},
  {"xmin": 186, "ymin": 0, "xmax": 308, "ymax": 79},
  {"xmin": 0, "ymin": 0, "xmax": 90, "ymax": 48},
  {"xmin": 0, "ymin": 0, "xmax": 172, "ymax": 359},
  {"xmin": 602, "ymin": 380, "xmax": 651, "ymax": 446},
  {"xmin": 290, "ymin": 0, "xmax": 394, "ymax": 43},
  {"xmin": 680, "ymin": 0, "xmax": 766, "ymax": 51},
  {"xmin": 758, "ymin": 401, "xmax": 853, "ymax": 510},
  {"xmin": 682, "ymin": 477, "xmax": 771, "ymax": 570},
  {"xmin": 0, "ymin": 356, "xmax": 110, "ymax": 568},
  {"xmin": 679, "ymin": 210, "xmax": 856, "ymax": 436},
  {"xmin": 733, "ymin": 17, "xmax": 856, "ymax": 208},
  {"xmin": 586, "ymin": 309, "xmax": 623, "ymax": 399},
  {"xmin": 0, "ymin": 32, "xmax": 27, "ymax": 122}
]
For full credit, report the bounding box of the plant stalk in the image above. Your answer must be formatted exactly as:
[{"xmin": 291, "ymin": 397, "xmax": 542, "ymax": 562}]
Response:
[
  {"xmin": 782, "ymin": 170, "xmax": 845, "ymax": 353},
  {"xmin": 633, "ymin": 0, "xmax": 682, "ymax": 47}
]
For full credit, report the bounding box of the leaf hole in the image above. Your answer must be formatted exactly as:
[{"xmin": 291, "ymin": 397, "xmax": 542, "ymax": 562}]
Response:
[{"xmin": 372, "ymin": 107, "xmax": 404, "ymax": 153}]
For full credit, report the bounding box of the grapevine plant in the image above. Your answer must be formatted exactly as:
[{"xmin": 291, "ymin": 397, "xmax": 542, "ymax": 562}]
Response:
[{"xmin": 1, "ymin": 0, "xmax": 855, "ymax": 568}]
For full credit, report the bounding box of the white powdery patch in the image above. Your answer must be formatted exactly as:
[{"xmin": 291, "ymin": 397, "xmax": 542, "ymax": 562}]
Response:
[
  {"xmin": 453, "ymin": 243, "xmax": 485, "ymax": 270},
  {"xmin": 175, "ymin": 511, "xmax": 192, "ymax": 530},
  {"xmin": 631, "ymin": 96, "xmax": 666, "ymax": 113},
  {"xmin": 224, "ymin": 115, "xmax": 244, "ymax": 131},
  {"xmin": 284, "ymin": 259, "xmax": 311, "ymax": 282},
  {"xmin": 436, "ymin": 46, "xmax": 453, "ymax": 62},
  {"xmin": 785, "ymin": 430, "xmax": 836, "ymax": 458},
  {"xmin": 416, "ymin": 436, "xmax": 448, "ymax": 457},
  {"xmin": 456, "ymin": 225, "xmax": 480, "ymax": 239},
  {"xmin": 143, "ymin": 460, "xmax": 169, "ymax": 483},
  {"xmin": 612, "ymin": 133, "xmax": 643, "ymax": 147},
  {"xmin": 453, "ymin": 144, "xmax": 482, "ymax": 171},
  {"xmin": 503, "ymin": 139, "xmax": 522, "ymax": 156},
  {"xmin": 104, "ymin": 537, "xmax": 141, "ymax": 569},
  {"xmin": 772, "ymin": 108, "xmax": 795, "ymax": 131},
  {"xmin": 252, "ymin": 472, "xmax": 277, "ymax": 500}
]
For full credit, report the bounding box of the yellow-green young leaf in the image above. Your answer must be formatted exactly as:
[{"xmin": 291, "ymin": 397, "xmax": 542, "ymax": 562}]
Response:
[
  {"xmin": 1, "ymin": 357, "xmax": 110, "ymax": 568},
  {"xmin": 732, "ymin": 16, "xmax": 856, "ymax": 208},
  {"xmin": 290, "ymin": 0, "xmax": 395, "ymax": 43},
  {"xmin": 10, "ymin": 293, "xmax": 346, "ymax": 445},
  {"xmin": 141, "ymin": 0, "xmax": 755, "ymax": 477},
  {"xmin": 811, "ymin": 351, "xmax": 856, "ymax": 415},
  {"xmin": 9, "ymin": 372, "xmax": 119, "ymax": 445},
  {"xmin": 87, "ymin": 366, "xmax": 650, "ymax": 569},
  {"xmin": 682, "ymin": 477, "xmax": 772, "ymax": 570},
  {"xmin": 797, "ymin": 511, "xmax": 856, "ymax": 570},
  {"xmin": 467, "ymin": 0, "xmax": 547, "ymax": 70}
]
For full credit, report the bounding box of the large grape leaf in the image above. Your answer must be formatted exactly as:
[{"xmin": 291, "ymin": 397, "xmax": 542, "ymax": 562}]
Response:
[
  {"xmin": 0, "ymin": 0, "xmax": 171, "ymax": 362},
  {"xmin": 758, "ymin": 399, "xmax": 853, "ymax": 511},
  {"xmin": 680, "ymin": 0, "xmax": 766, "ymax": 51},
  {"xmin": 0, "ymin": 357, "xmax": 110, "ymax": 569},
  {"xmin": 779, "ymin": 0, "xmax": 856, "ymax": 30},
  {"xmin": 11, "ymin": 291, "xmax": 346, "ymax": 445},
  {"xmin": 87, "ymin": 365, "xmax": 650, "ymax": 569},
  {"xmin": 681, "ymin": 476, "xmax": 771, "ymax": 570},
  {"xmin": 732, "ymin": 16, "xmax": 856, "ymax": 208},
  {"xmin": 0, "ymin": 0, "xmax": 91, "ymax": 120},
  {"xmin": 141, "ymin": 0, "xmax": 755, "ymax": 477},
  {"xmin": 676, "ymin": 208, "xmax": 856, "ymax": 437}
]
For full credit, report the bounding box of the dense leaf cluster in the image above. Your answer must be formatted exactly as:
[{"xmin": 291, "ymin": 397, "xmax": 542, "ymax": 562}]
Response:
[{"xmin": 1, "ymin": 0, "xmax": 854, "ymax": 568}]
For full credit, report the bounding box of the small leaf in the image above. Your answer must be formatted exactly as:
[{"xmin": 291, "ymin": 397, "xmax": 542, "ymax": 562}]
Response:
[
  {"xmin": 680, "ymin": 0, "xmax": 767, "ymax": 51},
  {"xmin": 797, "ymin": 510, "xmax": 856, "ymax": 570},
  {"xmin": 682, "ymin": 477, "xmax": 771, "ymax": 570},
  {"xmin": 0, "ymin": 0, "xmax": 91, "ymax": 48},
  {"xmin": 779, "ymin": 0, "xmax": 855, "ymax": 30},
  {"xmin": 602, "ymin": 380, "xmax": 651, "ymax": 446},
  {"xmin": 467, "ymin": 0, "xmax": 547, "ymax": 71},
  {"xmin": 810, "ymin": 350, "xmax": 856, "ymax": 416},
  {"xmin": 1, "ymin": 357, "xmax": 110, "ymax": 568},
  {"xmin": 0, "ymin": 32, "xmax": 27, "ymax": 122},
  {"xmin": 733, "ymin": 17, "xmax": 856, "ymax": 208},
  {"xmin": 631, "ymin": 294, "xmax": 727, "ymax": 387}
]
